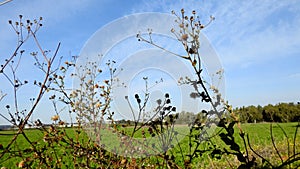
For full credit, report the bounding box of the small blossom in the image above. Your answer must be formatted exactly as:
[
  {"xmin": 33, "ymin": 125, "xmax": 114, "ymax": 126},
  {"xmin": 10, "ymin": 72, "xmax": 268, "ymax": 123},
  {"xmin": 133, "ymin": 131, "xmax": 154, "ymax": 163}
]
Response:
[
  {"xmin": 181, "ymin": 8, "xmax": 185, "ymax": 14},
  {"xmin": 95, "ymin": 102, "xmax": 101, "ymax": 108},
  {"xmin": 228, "ymin": 105, "xmax": 232, "ymax": 112},
  {"xmin": 165, "ymin": 93, "xmax": 170, "ymax": 98},
  {"xmin": 104, "ymin": 80, "xmax": 109, "ymax": 84},
  {"xmin": 43, "ymin": 136, "xmax": 47, "ymax": 142},
  {"xmin": 192, "ymin": 59, "xmax": 197, "ymax": 67},
  {"xmin": 18, "ymin": 160, "xmax": 25, "ymax": 168},
  {"xmin": 70, "ymin": 91, "xmax": 78, "ymax": 97},
  {"xmin": 181, "ymin": 34, "xmax": 188, "ymax": 41},
  {"xmin": 210, "ymin": 85, "xmax": 216, "ymax": 90},
  {"xmin": 51, "ymin": 115, "xmax": 59, "ymax": 121},
  {"xmin": 33, "ymin": 152, "xmax": 38, "ymax": 158},
  {"xmin": 75, "ymin": 101, "xmax": 80, "ymax": 107},
  {"xmin": 49, "ymin": 95, "xmax": 56, "ymax": 100},
  {"xmin": 190, "ymin": 16, "xmax": 194, "ymax": 21},
  {"xmin": 59, "ymin": 120, "xmax": 65, "ymax": 125},
  {"xmin": 121, "ymin": 159, "xmax": 127, "ymax": 165},
  {"xmin": 87, "ymin": 79, "xmax": 93, "ymax": 84}
]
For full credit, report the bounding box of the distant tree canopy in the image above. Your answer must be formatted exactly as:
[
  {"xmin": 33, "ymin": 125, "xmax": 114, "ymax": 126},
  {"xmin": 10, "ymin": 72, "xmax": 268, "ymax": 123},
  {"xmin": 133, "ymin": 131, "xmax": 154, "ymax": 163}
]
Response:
[
  {"xmin": 235, "ymin": 102, "xmax": 300, "ymax": 123},
  {"xmin": 117, "ymin": 102, "xmax": 300, "ymax": 125},
  {"xmin": 173, "ymin": 111, "xmax": 207, "ymax": 125}
]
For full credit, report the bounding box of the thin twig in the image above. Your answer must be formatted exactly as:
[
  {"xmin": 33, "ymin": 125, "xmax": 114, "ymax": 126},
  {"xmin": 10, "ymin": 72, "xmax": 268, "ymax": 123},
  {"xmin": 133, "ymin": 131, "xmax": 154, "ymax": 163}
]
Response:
[
  {"xmin": 0, "ymin": 41, "xmax": 24, "ymax": 73},
  {"xmin": 293, "ymin": 121, "xmax": 299, "ymax": 160},
  {"xmin": 241, "ymin": 132, "xmax": 250, "ymax": 163},
  {"xmin": 138, "ymin": 35, "xmax": 189, "ymax": 60},
  {"xmin": 0, "ymin": 0, "xmax": 13, "ymax": 6},
  {"xmin": 0, "ymin": 92, "xmax": 7, "ymax": 102},
  {"xmin": 277, "ymin": 154, "xmax": 300, "ymax": 168},
  {"xmin": 276, "ymin": 123, "xmax": 290, "ymax": 165},
  {"xmin": 270, "ymin": 123, "xmax": 283, "ymax": 163},
  {"xmin": 246, "ymin": 134, "xmax": 274, "ymax": 168},
  {"xmin": 0, "ymin": 36, "xmax": 59, "ymax": 159}
]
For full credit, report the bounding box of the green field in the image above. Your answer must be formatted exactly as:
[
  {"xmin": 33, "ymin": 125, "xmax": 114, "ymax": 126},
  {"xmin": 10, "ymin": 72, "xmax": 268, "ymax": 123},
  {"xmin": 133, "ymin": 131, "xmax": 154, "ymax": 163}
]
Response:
[{"xmin": 0, "ymin": 122, "xmax": 299, "ymax": 168}]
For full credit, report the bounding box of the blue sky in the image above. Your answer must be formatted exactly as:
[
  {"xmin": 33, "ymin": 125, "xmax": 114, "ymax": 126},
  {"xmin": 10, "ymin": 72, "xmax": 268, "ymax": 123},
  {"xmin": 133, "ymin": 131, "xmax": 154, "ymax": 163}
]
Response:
[{"xmin": 0, "ymin": 0, "xmax": 300, "ymax": 124}]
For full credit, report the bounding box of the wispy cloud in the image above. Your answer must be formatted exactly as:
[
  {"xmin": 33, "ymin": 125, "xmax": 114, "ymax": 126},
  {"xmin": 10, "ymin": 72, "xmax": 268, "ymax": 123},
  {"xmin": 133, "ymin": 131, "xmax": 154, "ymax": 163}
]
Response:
[
  {"xmin": 131, "ymin": 0, "xmax": 300, "ymax": 106},
  {"xmin": 288, "ymin": 72, "xmax": 300, "ymax": 79},
  {"xmin": 133, "ymin": 0, "xmax": 300, "ymax": 68}
]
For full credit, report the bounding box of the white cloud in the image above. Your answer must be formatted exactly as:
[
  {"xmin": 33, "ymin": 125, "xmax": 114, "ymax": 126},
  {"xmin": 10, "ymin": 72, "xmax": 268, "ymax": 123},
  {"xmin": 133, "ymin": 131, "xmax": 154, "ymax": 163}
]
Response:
[
  {"xmin": 218, "ymin": 20, "xmax": 300, "ymax": 68},
  {"xmin": 133, "ymin": 0, "xmax": 300, "ymax": 69},
  {"xmin": 288, "ymin": 72, "xmax": 300, "ymax": 79},
  {"xmin": 205, "ymin": 1, "xmax": 300, "ymax": 68}
]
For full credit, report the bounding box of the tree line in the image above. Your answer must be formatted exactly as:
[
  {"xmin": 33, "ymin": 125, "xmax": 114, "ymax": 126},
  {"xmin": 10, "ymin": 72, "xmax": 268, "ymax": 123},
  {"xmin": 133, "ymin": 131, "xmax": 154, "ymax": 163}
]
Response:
[
  {"xmin": 234, "ymin": 102, "xmax": 300, "ymax": 123},
  {"xmin": 165, "ymin": 102, "xmax": 300, "ymax": 124},
  {"xmin": 118, "ymin": 102, "xmax": 300, "ymax": 125}
]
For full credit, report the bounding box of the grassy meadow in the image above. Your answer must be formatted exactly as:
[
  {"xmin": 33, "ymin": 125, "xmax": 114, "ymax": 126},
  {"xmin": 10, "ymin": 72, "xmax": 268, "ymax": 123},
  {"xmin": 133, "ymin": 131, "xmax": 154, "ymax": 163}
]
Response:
[{"xmin": 0, "ymin": 122, "xmax": 299, "ymax": 168}]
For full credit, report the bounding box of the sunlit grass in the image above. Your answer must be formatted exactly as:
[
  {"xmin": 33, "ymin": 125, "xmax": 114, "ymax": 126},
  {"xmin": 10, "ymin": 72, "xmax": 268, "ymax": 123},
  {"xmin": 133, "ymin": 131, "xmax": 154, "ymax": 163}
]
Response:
[{"xmin": 0, "ymin": 122, "xmax": 299, "ymax": 168}]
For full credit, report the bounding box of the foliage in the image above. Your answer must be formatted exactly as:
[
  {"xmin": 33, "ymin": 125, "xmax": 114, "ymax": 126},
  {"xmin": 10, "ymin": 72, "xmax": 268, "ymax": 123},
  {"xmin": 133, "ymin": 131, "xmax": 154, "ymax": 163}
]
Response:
[{"xmin": 236, "ymin": 103, "xmax": 300, "ymax": 123}]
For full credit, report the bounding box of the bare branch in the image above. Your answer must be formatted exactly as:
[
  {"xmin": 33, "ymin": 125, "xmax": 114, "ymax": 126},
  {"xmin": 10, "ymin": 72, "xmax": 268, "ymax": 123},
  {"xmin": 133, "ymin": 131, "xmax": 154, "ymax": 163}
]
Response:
[
  {"xmin": 0, "ymin": 0, "xmax": 12, "ymax": 6},
  {"xmin": 270, "ymin": 123, "xmax": 284, "ymax": 163}
]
